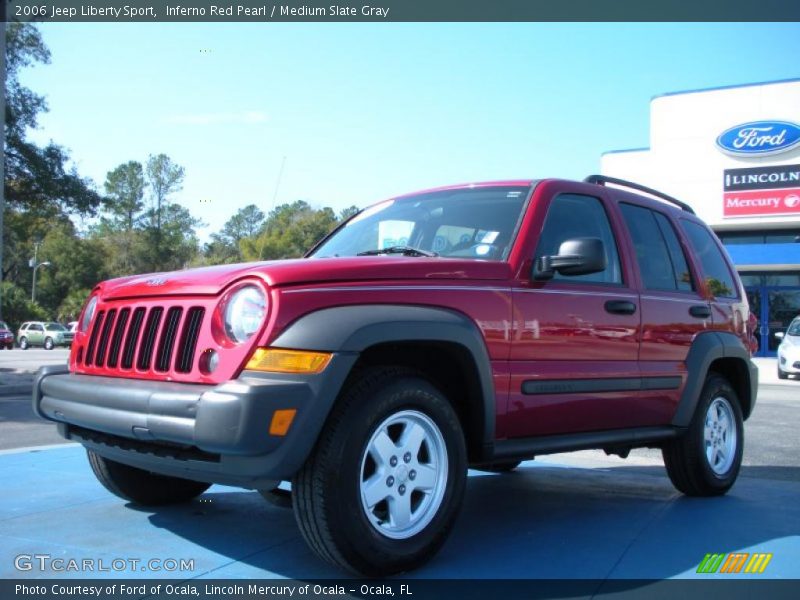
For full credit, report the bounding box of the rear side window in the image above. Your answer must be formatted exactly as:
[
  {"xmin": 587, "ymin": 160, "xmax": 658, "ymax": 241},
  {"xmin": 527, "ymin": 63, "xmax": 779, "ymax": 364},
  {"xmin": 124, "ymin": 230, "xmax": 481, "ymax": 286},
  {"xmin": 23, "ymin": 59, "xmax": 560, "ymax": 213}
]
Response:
[
  {"xmin": 535, "ymin": 193, "xmax": 622, "ymax": 285},
  {"xmin": 620, "ymin": 204, "xmax": 694, "ymax": 292},
  {"xmin": 682, "ymin": 220, "xmax": 738, "ymax": 298},
  {"xmin": 653, "ymin": 213, "xmax": 695, "ymax": 292}
]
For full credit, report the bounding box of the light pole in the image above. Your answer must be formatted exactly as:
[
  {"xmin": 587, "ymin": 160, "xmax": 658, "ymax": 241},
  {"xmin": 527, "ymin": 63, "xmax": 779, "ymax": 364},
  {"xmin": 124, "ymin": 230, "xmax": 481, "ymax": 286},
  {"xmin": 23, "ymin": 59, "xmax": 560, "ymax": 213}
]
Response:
[{"xmin": 29, "ymin": 241, "xmax": 50, "ymax": 303}]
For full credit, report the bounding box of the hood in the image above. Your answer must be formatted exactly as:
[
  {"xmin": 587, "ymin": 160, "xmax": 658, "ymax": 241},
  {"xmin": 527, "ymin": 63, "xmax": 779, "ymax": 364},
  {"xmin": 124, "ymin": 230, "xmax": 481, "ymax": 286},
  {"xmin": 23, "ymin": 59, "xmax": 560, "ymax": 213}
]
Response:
[
  {"xmin": 782, "ymin": 333, "xmax": 800, "ymax": 348},
  {"xmin": 97, "ymin": 256, "xmax": 512, "ymax": 299}
]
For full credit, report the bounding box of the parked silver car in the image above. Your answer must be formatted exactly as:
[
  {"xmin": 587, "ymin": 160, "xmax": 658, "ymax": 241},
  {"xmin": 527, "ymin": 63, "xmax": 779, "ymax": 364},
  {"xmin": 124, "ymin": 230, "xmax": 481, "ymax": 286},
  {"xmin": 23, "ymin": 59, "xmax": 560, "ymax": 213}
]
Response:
[{"xmin": 17, "ymin": 321, "xmax": 74, "ymax": 350}]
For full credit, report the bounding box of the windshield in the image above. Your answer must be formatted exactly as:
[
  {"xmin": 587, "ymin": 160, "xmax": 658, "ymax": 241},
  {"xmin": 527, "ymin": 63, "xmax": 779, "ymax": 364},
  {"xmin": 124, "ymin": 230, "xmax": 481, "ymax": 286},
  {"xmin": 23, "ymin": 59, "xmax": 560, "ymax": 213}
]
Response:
[
  {"xmin": 787, "ymin": 319, "xmax": 800, "ymax": 336},
  {"xmin": 311, "ymin": 186, "xmax": 530, "ymax": 260},
  {"xmin": 0, "ymin": 321, "xmax": 8, "ymax": 330},
  {"xmin": 46, "ymin": 323, "xmax": 67, "ymax": 331}
]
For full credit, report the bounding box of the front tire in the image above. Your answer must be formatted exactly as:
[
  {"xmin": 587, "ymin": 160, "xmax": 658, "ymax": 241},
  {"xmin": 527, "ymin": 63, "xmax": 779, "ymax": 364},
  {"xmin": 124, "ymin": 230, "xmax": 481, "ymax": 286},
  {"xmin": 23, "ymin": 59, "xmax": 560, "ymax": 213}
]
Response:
[
  {"xmin": 662, "ymin": 374, "xmax": 743, "ymax": 496},
  {"xmin": 44, "ymin": 337, "xmax": 54, "ymax": 350},
  {"xmin": 292, "ymin": 367, "xmax": 467, "ymax": 576},
  {"xmin": 87, "ymin": 450, "xmax": 210, "ymax": 506}
]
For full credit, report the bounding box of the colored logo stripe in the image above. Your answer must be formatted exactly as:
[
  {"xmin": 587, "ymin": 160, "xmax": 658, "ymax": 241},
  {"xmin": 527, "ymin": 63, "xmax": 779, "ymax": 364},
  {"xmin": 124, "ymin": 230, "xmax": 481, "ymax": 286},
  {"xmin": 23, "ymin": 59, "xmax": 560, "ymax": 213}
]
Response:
[
  {"xmin": 697, "ymin": 553, "xmax": 725, "ymax": 573},
  {"xmin": 720, "ymin": 553, "xmax": 748, "ymax": 573},
  {"xmin": 745, "ymin": 553, "xmax": 773, "ymax": 574},
  {"xmin": 697, "ymin": 552, "xmax": 772, "ymax": 574}
]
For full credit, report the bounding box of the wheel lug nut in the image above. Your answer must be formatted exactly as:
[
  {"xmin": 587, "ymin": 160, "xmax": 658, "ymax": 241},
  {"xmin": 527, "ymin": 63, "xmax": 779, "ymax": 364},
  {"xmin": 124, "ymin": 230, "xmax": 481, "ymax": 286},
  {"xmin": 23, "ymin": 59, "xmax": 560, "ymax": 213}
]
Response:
[
  {"xmin": 409, "ymin": 470, "xmax": 416, "ymax": 480},
  {"xmin": 398, "ymin": 484, "xmax": 406, "ymax": 495},
  {"xmin": 404, "ymin": 452, "xmax": 412, "ymax": 463},
  {"xmin": 390, "ymin": 456, "xmax": 398, "ymax": 467},
  {"xmin": 386, "ymin": 476, "xmax": 394, "ymax": 487}
]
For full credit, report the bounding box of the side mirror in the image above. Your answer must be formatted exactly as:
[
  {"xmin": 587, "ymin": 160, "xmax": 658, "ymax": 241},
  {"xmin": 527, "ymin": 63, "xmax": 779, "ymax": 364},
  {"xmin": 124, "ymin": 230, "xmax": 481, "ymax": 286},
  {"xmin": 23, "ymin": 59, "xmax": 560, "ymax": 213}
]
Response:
[
  {"xmin": 533, "ymin": 237, "xmax": 607, "ymax": 281},
  {"xmin": 775, "ymin": 331, "xmax": 785, "ymax": 340}
]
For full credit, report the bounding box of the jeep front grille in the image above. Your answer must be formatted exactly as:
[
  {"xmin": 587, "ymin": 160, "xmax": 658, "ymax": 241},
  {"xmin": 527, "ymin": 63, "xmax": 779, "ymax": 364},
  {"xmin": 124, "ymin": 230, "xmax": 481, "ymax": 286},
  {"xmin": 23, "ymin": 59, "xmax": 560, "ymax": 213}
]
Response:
[{"xmin": 82, "ymin": 303, "xmax": 205, "ymax": 375}]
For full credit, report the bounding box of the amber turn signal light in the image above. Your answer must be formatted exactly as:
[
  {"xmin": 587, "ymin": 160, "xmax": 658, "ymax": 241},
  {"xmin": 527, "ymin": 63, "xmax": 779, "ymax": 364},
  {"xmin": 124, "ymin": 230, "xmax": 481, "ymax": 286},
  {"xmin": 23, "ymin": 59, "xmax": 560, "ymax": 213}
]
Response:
[
  {"xmin": 269, "ymin": 409, "xmax": 297, "ymax": 436},
  {"xmin": 245, "ymin": 348, "xmax": 332, "ymax": 374}
]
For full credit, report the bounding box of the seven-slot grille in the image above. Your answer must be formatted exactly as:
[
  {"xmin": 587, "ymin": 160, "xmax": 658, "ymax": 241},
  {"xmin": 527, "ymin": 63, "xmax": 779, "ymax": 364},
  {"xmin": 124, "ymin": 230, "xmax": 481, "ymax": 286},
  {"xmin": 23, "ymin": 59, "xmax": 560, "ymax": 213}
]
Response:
[{"xmin": 82, "ymin": 303, "xmax": 205, "ymax": 374}]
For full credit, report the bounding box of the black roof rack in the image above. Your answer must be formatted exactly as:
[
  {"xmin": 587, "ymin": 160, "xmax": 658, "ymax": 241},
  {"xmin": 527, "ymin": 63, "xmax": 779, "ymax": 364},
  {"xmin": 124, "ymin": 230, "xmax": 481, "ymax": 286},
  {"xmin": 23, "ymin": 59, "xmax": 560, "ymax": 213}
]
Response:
[{"xmin": 583, "ymin": 174, "xmax": 695, "ymax": 215}]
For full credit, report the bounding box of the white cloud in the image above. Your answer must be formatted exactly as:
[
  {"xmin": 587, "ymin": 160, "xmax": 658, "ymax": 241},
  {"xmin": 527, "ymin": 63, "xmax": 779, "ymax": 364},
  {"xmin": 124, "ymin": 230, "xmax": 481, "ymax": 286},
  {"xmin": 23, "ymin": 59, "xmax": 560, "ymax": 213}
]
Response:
[{"xmin": 165, "ymin": 111, "xmax": 268, "ymax": 125}]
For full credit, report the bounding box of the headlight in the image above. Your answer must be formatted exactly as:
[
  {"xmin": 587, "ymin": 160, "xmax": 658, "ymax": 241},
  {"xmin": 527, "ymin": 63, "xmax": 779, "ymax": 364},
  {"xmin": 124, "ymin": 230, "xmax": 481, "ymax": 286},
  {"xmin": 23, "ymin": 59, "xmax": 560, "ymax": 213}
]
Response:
[
  {"xmin": 223, "ymin": 285, "xmax": 267, "ymax": 344},
  {"xmin": 79, "ymin": 296, "xmax": 98, "ymax": 332}
]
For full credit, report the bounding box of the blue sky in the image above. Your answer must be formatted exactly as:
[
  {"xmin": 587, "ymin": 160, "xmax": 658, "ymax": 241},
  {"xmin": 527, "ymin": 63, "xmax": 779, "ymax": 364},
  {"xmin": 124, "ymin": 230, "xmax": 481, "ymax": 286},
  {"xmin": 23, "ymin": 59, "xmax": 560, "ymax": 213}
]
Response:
[{"xmin": 23, "ymin": 23, "xmax": 800, "ymax": 241}]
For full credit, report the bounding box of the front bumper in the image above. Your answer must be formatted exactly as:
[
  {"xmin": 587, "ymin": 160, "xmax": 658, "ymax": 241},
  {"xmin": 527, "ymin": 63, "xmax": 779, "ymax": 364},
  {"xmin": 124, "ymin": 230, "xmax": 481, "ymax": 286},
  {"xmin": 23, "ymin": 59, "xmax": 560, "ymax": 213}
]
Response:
[
  {"xmin": 33, "ymin": 354, "xmax": 357, "ymax": 488},
  {"xmin": 778, "ymin": 352, "xmax": 800, "ymax": 374}
]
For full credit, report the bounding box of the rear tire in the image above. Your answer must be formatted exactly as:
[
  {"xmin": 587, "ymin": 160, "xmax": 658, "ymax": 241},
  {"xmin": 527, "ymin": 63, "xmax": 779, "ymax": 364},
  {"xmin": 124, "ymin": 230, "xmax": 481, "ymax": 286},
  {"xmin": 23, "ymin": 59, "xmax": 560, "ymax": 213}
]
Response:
[
  {"xmin": 662, "ymin": 374, "xmax": 743, "ymax": 496},
  {"xmin": 87, "ymin": 450, "xmax": 210, "ymax": 506},
  {"xmin": 19, "ymin": 337, "xmax": 28, "ymax": 350},
  {"xmin": 292, "ymin": 367, "xmax": 467, "ymax": 576}
]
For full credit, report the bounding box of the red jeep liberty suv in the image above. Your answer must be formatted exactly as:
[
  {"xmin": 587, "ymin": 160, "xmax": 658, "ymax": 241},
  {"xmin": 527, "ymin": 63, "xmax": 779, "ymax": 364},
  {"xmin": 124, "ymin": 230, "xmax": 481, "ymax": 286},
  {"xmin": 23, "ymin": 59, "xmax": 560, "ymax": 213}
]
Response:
[{"xmin": 34, "ymin": 176, "xmax": 758, "ymax": 576}]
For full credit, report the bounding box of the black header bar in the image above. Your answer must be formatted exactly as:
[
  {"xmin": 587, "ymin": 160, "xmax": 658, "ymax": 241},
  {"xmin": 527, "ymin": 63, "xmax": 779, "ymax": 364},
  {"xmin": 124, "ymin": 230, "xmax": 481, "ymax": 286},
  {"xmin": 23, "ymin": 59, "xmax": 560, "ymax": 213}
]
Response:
[
  {"xmin": 3, "ymin": 579, "xmax": 800, "ymax": 600},
  {"xmin": 5, "ymin": 0, "xmax": 800, "ymax": 23}
]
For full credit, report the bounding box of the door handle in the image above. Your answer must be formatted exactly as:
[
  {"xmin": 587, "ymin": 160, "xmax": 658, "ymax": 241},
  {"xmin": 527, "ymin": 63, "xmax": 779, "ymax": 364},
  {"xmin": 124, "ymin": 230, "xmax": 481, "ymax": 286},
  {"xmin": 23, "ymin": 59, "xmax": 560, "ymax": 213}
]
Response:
[
  {"xmin": 604, "ymin": 300, "xmax": 637, "ymax": 315},
  {"xmin": 689, "ymin": 305, "xmax": 711, "ymax": 319}
]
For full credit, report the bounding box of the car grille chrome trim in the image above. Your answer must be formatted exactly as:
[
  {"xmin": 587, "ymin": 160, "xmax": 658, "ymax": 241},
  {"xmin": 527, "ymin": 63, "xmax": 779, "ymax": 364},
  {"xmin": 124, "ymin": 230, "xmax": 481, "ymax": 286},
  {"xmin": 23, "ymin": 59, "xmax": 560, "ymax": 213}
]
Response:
[{"xmin": 80, "ymin": 302, "xmax": 206, "ymax": 378}]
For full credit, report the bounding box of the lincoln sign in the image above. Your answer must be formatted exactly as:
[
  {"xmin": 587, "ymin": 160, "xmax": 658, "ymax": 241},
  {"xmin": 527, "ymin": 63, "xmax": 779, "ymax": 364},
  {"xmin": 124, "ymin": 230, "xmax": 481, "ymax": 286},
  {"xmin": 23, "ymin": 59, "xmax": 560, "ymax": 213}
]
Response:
[{"xmin": 723, "ymin": 164, "xmax": 800, "ymax": 217}]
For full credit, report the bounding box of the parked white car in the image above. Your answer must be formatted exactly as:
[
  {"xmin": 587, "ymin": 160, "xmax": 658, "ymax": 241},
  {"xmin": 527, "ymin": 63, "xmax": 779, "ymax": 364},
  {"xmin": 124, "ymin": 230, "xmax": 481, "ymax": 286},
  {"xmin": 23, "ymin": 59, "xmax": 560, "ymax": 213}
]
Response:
[{"xmin": 776, "ymin": 317, "xmax": 800, "ymax": 380}]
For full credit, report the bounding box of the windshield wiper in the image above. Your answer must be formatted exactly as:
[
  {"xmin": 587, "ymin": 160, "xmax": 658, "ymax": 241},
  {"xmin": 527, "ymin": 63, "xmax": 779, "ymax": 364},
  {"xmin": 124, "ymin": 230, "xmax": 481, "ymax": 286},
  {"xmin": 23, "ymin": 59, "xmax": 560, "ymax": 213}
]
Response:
[{"xmin": 357, "ymin": 245, "xmax": 438, "ymax": 257}]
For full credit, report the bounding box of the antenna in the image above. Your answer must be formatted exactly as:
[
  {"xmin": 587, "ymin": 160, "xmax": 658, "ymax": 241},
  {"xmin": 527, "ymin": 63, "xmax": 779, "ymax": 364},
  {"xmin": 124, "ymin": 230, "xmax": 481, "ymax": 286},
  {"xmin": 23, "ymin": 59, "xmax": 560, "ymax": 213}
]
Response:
[
  {"xmin": 271, "ymin": 155, "xmax": 286, "ymax": 210},
  {"xmin": 258, "ymin": 156, "xmax": 287, "ymax": 260}
]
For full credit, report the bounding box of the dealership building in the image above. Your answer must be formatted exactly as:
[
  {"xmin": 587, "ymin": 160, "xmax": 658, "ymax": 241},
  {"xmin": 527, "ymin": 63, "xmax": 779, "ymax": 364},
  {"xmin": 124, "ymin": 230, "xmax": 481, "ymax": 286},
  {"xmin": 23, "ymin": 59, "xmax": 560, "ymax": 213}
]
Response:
[{"xmin": 602, "ymin": 78, "xmax": 800, "ymax": 356}]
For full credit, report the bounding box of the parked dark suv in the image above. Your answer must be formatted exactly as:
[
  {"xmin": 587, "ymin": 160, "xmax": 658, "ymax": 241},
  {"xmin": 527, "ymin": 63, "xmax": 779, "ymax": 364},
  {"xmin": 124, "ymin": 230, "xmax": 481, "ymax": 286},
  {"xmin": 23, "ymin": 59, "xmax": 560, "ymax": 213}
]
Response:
[{"xmin": 34, "ymin": 176, "xmax": 758, "ymax": 576}]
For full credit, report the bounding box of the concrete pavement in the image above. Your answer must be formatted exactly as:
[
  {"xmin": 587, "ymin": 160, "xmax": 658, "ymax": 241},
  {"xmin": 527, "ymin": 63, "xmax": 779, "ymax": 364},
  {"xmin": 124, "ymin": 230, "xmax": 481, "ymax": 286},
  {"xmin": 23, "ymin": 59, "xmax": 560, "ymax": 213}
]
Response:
[{"xmin": 0, "ymin": 348, "xmax": 68, "ymax": 396}]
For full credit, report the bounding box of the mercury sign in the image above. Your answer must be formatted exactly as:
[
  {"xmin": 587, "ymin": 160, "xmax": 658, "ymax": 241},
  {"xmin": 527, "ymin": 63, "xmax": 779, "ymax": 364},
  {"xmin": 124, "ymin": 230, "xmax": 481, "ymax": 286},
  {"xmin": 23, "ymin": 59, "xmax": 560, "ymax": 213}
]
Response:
[{"xmin": 716, "ymin": 121, "xmax": 800, "ymax": 157}]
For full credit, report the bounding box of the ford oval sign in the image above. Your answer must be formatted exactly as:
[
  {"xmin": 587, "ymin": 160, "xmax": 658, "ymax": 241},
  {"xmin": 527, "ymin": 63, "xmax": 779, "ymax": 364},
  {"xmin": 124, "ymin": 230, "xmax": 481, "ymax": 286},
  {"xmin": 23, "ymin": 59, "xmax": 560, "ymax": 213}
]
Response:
[{"xmin": 716, "ymin": 121, "xmax": 800, "ymax": 157}]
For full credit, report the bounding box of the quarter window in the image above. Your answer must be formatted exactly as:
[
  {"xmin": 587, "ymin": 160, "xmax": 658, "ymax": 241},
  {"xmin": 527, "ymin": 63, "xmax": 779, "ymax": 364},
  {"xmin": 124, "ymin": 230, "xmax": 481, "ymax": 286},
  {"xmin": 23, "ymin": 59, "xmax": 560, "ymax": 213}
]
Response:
[
  {"xmin": 620, "ymin": 204, "xmax": 694, "ymax": 292},
  {"xmin": 535, "ymin": 194, "xmax": 622, "ymax": 285},
  {"xmin": 682, "ymin": 221, "xmax": 738, "ymax": 299}
]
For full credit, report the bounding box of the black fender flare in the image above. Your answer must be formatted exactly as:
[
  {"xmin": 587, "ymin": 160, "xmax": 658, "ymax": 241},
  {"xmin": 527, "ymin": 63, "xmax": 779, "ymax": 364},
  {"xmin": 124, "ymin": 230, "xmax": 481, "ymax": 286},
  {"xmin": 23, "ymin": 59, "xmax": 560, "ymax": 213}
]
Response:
[
  {"xmin": 672, "ymin": 331, "xmax": 758, "ymax": 427},
  {"xmin": 271, "ymin": 304, "xmax": 496, "ymax": 453}
]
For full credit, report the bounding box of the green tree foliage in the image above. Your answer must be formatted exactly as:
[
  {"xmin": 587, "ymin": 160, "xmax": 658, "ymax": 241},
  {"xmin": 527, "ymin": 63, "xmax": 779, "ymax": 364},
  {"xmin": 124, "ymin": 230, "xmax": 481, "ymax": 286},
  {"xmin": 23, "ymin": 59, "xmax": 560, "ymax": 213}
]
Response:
[
  {"xmin": 339, "ymin": 205, "xmax": 360, "ymax": 221},
  {"xmin": 2, "ymin": 23, "xmax": 103, "ymax": 323},
  {"xmin": 145, "ymin": 154, "xmax": 185, "ymax": 269},
  {"xmin": 104, "ymin": 161, "xmax": 146, "ymax": 232},
  {"xmin": 95, "ymin": 161, "xmax": 147, "ymax": 274},
  {"xmin": 57, "ymin": 288, "xmax": 92, "ymax": 323},
  {"xmin": 241, "ymin": 201, "xmax": 340, "ymax": 261},
  {"xmin": 205, "ymin": 204, "xmax": 266, "ymax": 264},
  {"xmin": 35, "ymin": 223, "xmax": 111, "ymax": 313},
  {"xmin": 137, "ymin": 203, "xmax": 203, "ymax": 272},
  {"xmin": 0, "ymin": 282, "xmax": 49, "ymax": 333},
  {"xmin": 4, "ymin": 23, "xmax": 102, "ymax": 216}
]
